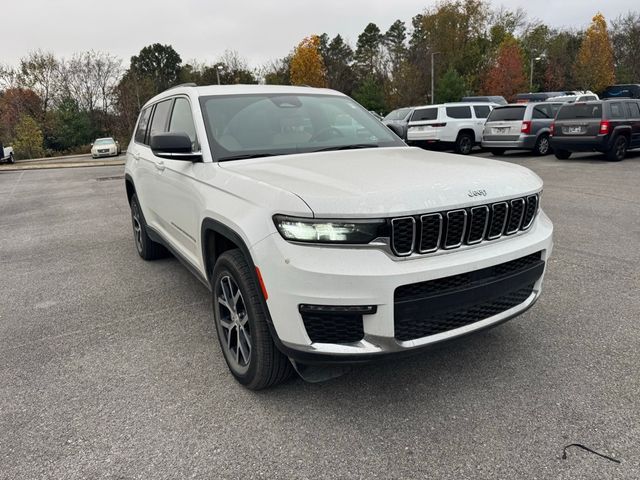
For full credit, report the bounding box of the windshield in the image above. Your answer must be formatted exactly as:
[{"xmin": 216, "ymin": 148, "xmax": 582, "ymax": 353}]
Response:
[
  {"xmin": 487, "ymin": 106, "xmax": 526, "ymax": 122},
  {"xmin": 199, "ymin": 94, "xmax": 403, "ymax": 161},
  {"xmin": 384, "ymin": 108, "xmax": 411, "ymax": 121},
  {"xmin": 556, "ymin": 103, "xmax": 602, "ymax": 120},
  {"xmin": 95, "ymin": 138, "xmax": 114, "ymax": 145}
]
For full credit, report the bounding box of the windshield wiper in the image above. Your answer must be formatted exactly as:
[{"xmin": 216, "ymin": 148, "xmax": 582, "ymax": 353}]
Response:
[
  {"xmin": 217, "ymin": 153, "xmax": 277, "ymax": 162},
  {"xmin": 312, "ymin": 144, "xmax": 379, "ymax": 153}
]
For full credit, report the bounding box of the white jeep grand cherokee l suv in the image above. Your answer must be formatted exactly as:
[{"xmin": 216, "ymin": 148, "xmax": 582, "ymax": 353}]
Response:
[{"xmin": 125, "ymin": 84, "xmax": 553, "ymax": 389}]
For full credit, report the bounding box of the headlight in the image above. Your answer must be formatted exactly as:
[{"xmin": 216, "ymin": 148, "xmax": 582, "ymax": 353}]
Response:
[{"xmin": 273, "ymin": 215, "xmax": 387, "ymax": 244}]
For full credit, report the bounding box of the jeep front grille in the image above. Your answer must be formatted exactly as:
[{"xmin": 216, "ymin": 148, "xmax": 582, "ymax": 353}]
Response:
[{"xmin": 390, "ymin": 194, "xmax": 539, "ymax": 257}]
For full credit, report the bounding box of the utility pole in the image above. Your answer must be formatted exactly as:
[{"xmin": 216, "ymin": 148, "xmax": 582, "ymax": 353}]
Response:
[
  {"xmin": 529, "ymin": 54, "xmax": 545, "ymax": 91},
  {"xmin": 431, "ymin": 51, "xmax": 440, "ymax": 105},
  {"xmin": 216, "ymin": 65, "xmax": 223, "ymax": 85}
]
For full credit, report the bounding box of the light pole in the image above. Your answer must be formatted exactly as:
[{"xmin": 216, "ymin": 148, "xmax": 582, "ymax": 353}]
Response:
[
  {"xmin": 216, "ymin": 65, "xmax": 223, "ymax": 85},
  {"xmin": 431, "ymin": 51, "xmax": 440, "ymax": 105},
  {"xmin": 529, "ymin": 54, "xmax": 545, "ymax": 91}
]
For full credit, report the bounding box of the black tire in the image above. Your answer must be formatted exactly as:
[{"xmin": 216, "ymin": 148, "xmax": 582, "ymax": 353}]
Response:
[
  {"xmin": 533, "ymin": 134, "xmax": 551, "ymax": 156},
  {"xmin": 489, "ymin": 148, "xmax": 505, "ymax": 156},
  {"xmin": 554, "ymin": 149, "xmax": 571, "ymax": 160},
  {"xmin": 606, "ymin": 135, "xmax": 628, "ymax": 162},
  {"xmin": 212, "ymin": 249, "xmax": 293, "ymax": 390},
  {"xmin": 454, "ymin": 132, "xmax": 474, "ymax": 155},
  {"xmin": 8, "ymin": 153, "xmax": 15, "ymax": 164},
  {"xmin": 130, "ymin": 194, "xmax": 167, "ymax": 260}
]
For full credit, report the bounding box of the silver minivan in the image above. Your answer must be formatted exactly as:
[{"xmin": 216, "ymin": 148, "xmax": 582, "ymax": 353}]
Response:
[{"xmin": 482, "ymin": 102, "xmax": 563, "ymax": 156}]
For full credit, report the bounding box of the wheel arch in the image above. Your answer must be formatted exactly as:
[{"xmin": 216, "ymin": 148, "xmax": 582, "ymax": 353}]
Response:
[
  {"xmin": 457, "ymin": 128, "xmax": 477, "ymax": 143},
  {"xmin": 124, "ymin": 173, "xmax": 136, "ymax": 205}
]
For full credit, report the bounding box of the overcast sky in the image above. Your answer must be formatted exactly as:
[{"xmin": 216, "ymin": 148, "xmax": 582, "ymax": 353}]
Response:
[{"xmin": 3, "ymin": 0, "xmax": 637, "ymax": 69}]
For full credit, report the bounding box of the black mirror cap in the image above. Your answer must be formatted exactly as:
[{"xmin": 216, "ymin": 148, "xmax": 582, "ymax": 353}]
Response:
[{"xmin": 150, "ymin": 132, "xmax": 202, "ymax": 161}]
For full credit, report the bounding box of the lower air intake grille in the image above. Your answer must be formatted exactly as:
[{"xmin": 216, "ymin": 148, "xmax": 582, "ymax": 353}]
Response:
[
  {"xmin": 394, "ymin": 252, "xmax": 543, "ymax": 341},
  {"xmin": 301, "ymin": 312, "xmax": 364, "ymax": 344}
]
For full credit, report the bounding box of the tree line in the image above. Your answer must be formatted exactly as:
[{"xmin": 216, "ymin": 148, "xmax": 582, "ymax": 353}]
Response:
[{"xmin": 1, "ymin": 0, "xmax": 639, "ymax": 158}]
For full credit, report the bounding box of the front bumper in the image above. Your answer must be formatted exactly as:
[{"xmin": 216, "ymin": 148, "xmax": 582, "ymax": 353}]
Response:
[{"xmin": 251, "ymin": 211, "xmax": 553, "ymax": 363}]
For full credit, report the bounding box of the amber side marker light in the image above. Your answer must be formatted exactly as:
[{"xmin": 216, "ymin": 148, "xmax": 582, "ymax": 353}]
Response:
[{"xmin": 255, "ymin": 267, "xmax": 268, "ymax": 300}]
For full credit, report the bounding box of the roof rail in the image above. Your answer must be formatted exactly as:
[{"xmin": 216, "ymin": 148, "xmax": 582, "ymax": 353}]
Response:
[{"xmin": 166, "ymin": 82, "xmax": 197, "ymax": 90}]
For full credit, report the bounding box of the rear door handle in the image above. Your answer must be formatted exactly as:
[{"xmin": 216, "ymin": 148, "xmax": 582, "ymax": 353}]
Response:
[{"xmin": 155, "ymin": 160, "xmax": 165, "ymax": 172}]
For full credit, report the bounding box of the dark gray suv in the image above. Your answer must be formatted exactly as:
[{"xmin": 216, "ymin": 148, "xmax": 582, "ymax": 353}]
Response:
[
  {"xmin": 482, "ymin": 102, "xmax": 563, "ymax": 156},
  {"xmin": 550, "ymin": 99, "xmax": 640, "ymax": 161}
]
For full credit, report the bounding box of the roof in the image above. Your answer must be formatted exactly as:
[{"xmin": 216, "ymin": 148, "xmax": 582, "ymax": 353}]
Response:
[
  {"xmin": 144, "ymin": 84, "xmax": 345, "ymax": 107},
  {"xmin": 412, "ymin": 102, "xmax": 499, "ymax": 109}
]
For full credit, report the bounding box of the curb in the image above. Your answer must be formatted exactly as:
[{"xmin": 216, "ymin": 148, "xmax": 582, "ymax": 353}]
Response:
[{"xmin": 0, "ymin": 159, "xmax": 125, "ymax": 171}]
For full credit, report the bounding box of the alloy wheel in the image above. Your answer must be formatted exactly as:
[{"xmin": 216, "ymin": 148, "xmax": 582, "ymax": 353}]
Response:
[
  {"xmin": 132, "ymin": 206, "xmax": 143, "ymax": 253},
  {"xmin": 216, "ymin": 275, "xmax": 252, "ymax": 372}
]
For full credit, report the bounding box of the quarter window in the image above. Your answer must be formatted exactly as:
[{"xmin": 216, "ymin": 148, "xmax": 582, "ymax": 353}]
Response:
[
  {"xmin": 626, "ymin": 102, "xmax": 640, "ymax": 118},
  {"xmin": 134, "ymin": 107, "xmax": 152, "ymax": 144},
  {"xmin": 169, "ymin": 98, "xmax": 198, "ymax": 146},
  {"xmin": 411, "ymin": 108, "xmax": 438, "ymax": 121},
  {"xmin": 446, "ymin": 106, "xmax": 471, "ymax": 119},
  {"xmin": 473, "ymin": 105, "xmax": 490, "ymax": 118}
]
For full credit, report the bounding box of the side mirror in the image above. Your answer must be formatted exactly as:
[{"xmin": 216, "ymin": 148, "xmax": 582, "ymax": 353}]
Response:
[
  {"xmin": 90, "ymin": 143, "xmax": 94, "ymax": 146},
  {"xmin": 150, "ymin": 132, "xmax": 202, "ymax": 161}
]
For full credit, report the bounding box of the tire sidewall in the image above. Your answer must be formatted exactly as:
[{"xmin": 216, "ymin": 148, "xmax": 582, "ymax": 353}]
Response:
[
  {"xmin": 212, "ymin": 254, "xmax": 263, "ymax": 386},
  {"xmin": 130, "ymin": 195, "xmax": 147, "ymax": 256},
  {"xmin": 612, "ymin": 136, "xmax": 627, "ymax": 161},
  {"xmin": 535, "ymin": 135, "xmax": 550, "ymax": 156},
  {"xmin": 456, "ymin": 133, "xmax": 473, "ymax": 155}
]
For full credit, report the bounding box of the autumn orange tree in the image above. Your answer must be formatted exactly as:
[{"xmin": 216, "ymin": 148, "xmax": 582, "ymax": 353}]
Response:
[
  {"xmin": 574, "ymin": 13, "xmax": 615, "ymax": 92},
  {"xmin": 290, "ymin": 35, "xmax": 327, "ymax": 88},
  {"xmin": 482, "ymin": 37, "xmax": 527, "ymax": 101}
]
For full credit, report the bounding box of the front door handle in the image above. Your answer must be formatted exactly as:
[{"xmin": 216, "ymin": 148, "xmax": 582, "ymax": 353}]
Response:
[{"xmin": 155, "ymin": 160, "xmax": 165, "ymax": 172}]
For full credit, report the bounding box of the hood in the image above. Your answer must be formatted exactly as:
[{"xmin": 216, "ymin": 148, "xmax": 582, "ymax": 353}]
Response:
[{"xmin": 219, "ymin": 147, "xmax": 542, "ymax": 217}]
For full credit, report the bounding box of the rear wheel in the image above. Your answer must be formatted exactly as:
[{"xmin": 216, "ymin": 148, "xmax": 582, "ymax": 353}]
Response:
[
  {"xmin": 130, "ymin": 194, "xmax": 167, "ymax": 260},
  {"xmin": 212, "ymin": 250, "xmax": 293, "ymax": 390},
  {"xmin": 454, "ymin": 132, "xmax": 474, "ymax": 155},
  {"xmin": 606, "ymin": 135, "xmax": 628, "ymax": 162},
  {"xmin": 489, "ymin": 148, "xmax": 505, "ymax": 156},
  {"xmin": 554, "ymin": 149, "xmax": 571, "ymax": 160},
  {"xmin": 533, "ymin": 134, "xmax": 551, "ymax": 156}
]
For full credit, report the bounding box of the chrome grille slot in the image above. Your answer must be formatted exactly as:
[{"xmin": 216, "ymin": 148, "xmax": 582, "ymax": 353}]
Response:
[
  {"xmin": 487, "ymin": 202, "xmax": 508, "ymax": 239},
  {"xmin": 521, "ymin": 194, "xmax": 539, "ymax": 230},
  {"xmin": 418, "ymin": 214, "xmax": 442, "ymax": 253},
  {"xmin": 391, "ymin": 217, "xmax": 415, "ymax": 256},
  {"xmin": 467, "ymin": 206, "xmax": 489, "ymax": 244},
  {"xmin": 506, "ymin": 198, "xmax": 525, "ymax": 235},
  {"xmin": 443, "ymin": 210, "xmax": 467, "ymax": 249}
]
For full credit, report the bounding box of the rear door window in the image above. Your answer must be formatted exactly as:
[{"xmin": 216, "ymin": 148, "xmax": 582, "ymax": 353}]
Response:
[
  {"xmin": 411, "ymin": 108, "xmax": 438, "ymax": 122},
  {"xmin": 445, "ymin": 106, "xmax": 471, "ymax": 119},
  {"xmin": 134, "ymin": 107, "xmax": 153, "ymax": 144},
  {"xmin": 487, "ymin": 106, "xmax": 526, "ymax": 122},
  {"xmin": 626, "ymin": 102, "xmax": 640, "ymax": 118},
  {"xmin": 532, "ymin": 105, "xmax": 552, "ymax": 119},
  {"xmin": 473, "ymin": 105, "xmax": 491, "ymax": 118}
]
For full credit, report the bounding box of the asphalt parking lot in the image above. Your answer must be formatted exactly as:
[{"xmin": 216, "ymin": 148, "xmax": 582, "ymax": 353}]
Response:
[{"xmin": 1, "ymin": 150, "xmax": 639, "ymax": 479}]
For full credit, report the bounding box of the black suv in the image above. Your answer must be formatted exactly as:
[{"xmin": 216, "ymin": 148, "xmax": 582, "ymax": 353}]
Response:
[{"xmin": 550, "ymin": 99, "xmax": 640, "ymax": 161}]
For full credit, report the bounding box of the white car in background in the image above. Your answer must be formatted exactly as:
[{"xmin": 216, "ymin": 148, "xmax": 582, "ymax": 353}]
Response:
[
  {"xmin": 91, "ymin": 137, "xmax": 120, "ymax": 158},
  {"xmin": 406, "ymin": 102, "xmax": 498, "ymax": 154},
  {"xmin": 124, "ymin": 84, "xmax": 553, "ymax": 389},
  {"xmin": 0, "ymin": 142, "xmax": 15, "ymax": 164},
  {"xmin": 547, "ymin": 92, "xmax": 599, "ymax": 103}
]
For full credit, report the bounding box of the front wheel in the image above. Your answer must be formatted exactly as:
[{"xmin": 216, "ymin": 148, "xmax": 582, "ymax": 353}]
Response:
[
  {"xmin": 8, "ymin": 153, "xmax": 15, "ymax": 164},
  {"xmin": 554, "ymin": 149, "xmax": 571, "ymax": 160},
  {"xmin": 212, "ymin": 250, "xmax": 293, "ymax": 390},
  {"xmin": 533, "ymin": 134, "xmax": 551, "ymax": 156},
  {"xmin": 606, "ymin": 136, "xmax": 627, "ymax": 162},
  {"xmin": 454, "ymin": 132, "xmax": 474, "ymax": 155}
]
